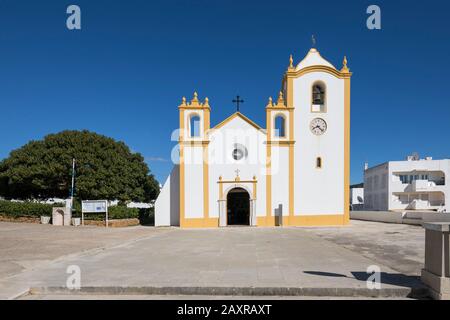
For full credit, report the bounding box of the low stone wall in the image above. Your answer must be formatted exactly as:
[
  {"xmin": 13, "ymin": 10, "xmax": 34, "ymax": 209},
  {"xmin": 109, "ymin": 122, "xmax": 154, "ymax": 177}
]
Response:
[
  {"xmin": 0, "ymin": 215, "xmax": 140, "ymax": 228},
  {"xmin": 0, "ymin": 215, "xmax": 40, "ymax": 224},
  {"xmin": 83, "ymin": 218, "xmax": 140, "ymax": 228},
  {"xmin": 351, "ymin": 211, "xmax": 450, "ymax": 225}
]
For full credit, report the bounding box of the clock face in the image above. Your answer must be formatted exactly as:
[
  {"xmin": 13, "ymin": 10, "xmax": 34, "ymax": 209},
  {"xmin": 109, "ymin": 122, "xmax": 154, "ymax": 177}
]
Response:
[{"xmin": 310, "ymin": 118, "xmax": 327, "ymax": 135}]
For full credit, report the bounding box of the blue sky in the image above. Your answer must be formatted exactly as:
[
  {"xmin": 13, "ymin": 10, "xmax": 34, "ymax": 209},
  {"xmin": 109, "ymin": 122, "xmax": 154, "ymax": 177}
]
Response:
[{"xmin": 0, "ymin": 0, "xmax": 449, "ymax": 185}]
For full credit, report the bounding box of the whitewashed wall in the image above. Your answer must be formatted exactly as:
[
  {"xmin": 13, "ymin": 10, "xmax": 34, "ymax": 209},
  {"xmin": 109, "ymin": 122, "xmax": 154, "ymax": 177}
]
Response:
[
  {"xmin": 208, "ymin": 116, "xmax": 267, "ymax": 218},
  {"xmin": 155, "ymin": 165, "xmax": 180, "ymax": 226},
  {"xmin": 293, "ymin": 72, "xmax": 345, "ymax": 215}
]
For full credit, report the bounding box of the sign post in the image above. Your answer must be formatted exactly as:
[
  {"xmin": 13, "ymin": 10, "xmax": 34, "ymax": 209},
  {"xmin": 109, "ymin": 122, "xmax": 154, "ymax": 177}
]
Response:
[{"xmin": 81, "ymin": 200, "xmax": 109, "ymax": 227}]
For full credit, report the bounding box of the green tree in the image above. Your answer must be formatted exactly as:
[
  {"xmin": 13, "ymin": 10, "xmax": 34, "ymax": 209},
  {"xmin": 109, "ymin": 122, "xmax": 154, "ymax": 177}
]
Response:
[{"xmin": 0, "ymin": 130, "xmax": 159, "ymax": 202}]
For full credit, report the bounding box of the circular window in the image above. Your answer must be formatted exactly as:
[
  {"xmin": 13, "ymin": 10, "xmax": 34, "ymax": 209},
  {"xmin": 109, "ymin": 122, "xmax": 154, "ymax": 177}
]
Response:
[{"xmin": 232, "ymin": 144, "xmax": 247, "ymax": 161}]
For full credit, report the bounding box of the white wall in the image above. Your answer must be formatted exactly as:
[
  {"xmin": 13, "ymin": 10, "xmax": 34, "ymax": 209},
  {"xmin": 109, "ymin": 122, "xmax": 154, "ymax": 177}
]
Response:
[
  {"xmin": 271, "ymin": 146, "xmax": 289, "ymax": 217},
  {"xmin": 184, "ymin": 147, "xmax": 204, "ymax": 219},
  {"xmin": 364, "ymin": 163, "xmax": 389, "ymax": 211},
  {"xmin": 208, "ymin": 115, "xmax": 267, "ymax": 218},
  {"xmin": 155, "ymin": 165, "xmax": 180, "ymax": 226},
  {"xmin": 293, "ymin": 72, "xmax": 345, "ymax": 215}
]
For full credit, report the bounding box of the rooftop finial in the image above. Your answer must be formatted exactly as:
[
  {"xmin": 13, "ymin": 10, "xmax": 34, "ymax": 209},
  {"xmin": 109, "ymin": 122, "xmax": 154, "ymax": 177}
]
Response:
[
  {"xmin": 181, "ymin": 97, "xmax": 186, "ymax": 105},
  {"xmin": 191, "ymin": 91, "xmax": 199, "ymax": 103},
  {"xmin": 289, "ymin": 54, "xmax": 294, "ymax": 68},
  {"xmin": 277, "ymin": 91, "xmax": 284, "ymax": 104},
  {"xmin": 341, "ymin": 56, "xmax": 350, "ymax": 73}
]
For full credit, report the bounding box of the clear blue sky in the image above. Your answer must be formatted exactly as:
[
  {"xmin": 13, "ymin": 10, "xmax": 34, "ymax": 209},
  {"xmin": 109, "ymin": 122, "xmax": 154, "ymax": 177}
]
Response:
[{"xmin": 0, "ymin": 0, "xmax": 449, "ymax": 185}]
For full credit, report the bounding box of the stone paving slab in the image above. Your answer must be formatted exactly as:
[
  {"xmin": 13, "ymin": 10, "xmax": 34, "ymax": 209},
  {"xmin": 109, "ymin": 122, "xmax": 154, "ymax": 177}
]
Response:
[
  {"xmin": 304, "ymin": 220, "xmax": 425, "ymax": 275},
  {"xmin": 1, "ymin": 226, "xmax": 426, "ymax": 299},
  {"xmin": 0, "ymin": 222, "xmax": 171, "ymax": 279}
]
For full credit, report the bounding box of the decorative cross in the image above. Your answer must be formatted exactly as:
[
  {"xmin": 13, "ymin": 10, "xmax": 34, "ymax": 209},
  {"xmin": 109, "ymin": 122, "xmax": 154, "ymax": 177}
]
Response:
[
  {"xmin": 312, "ymin": 34, "xmax": 316, "ymax": 48},
  {"xmin": 235, "ymin": 169, "xmax": 240, "ymax": 177},
  {"xmin": 232, "ymin": 95, "xmax": 244, "ymax": 112}
]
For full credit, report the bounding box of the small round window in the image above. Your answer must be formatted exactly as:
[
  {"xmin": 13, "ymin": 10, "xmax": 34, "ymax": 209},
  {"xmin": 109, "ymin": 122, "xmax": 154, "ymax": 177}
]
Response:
[{"xmin": 232, "ymin": 144, "xmax": 247, "ymax": 161}]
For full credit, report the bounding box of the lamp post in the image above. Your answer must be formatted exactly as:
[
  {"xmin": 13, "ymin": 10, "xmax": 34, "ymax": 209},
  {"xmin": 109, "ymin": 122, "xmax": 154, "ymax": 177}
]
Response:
[{"xmin": 70, "ymin": 158, "xmax": 75, "ymax": 208}]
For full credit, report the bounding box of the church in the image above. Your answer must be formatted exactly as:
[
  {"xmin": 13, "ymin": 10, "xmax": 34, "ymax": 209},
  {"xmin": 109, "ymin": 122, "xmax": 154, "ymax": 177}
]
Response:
[{"xmin": 155, "ymin": 46, "xmax": 352, "ymax": 228}]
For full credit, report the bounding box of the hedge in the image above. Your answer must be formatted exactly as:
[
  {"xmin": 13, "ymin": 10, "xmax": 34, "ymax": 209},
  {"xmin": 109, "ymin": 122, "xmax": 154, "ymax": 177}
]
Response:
[
  {"xmin": 0, "ymin": 200, "xmax": 153, "ymax": 224},
  {"xmin": 0, "ymin": 200, "xmax": 61, "ymax": 218}
]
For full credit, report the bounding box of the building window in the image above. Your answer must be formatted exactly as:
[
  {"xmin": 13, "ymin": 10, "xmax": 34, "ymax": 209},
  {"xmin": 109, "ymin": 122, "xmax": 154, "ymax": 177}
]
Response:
[
  {"xmin": 274, "ymin": 115, "xmax": 286, "ymax": 138},
  {"xmin": 232, "ymin": 143, "xmax": 248, "ymax": 161},
  {"xmin": 316, "ymin": 157, "xmax": 322, "ymax": 169},
  {"xmin": 312, "ymin": 83, "xmax": 326, "ymax": 112},
  {"xmin": 189, "ymin": 115, "xmax": 201, "ymax": 137}
]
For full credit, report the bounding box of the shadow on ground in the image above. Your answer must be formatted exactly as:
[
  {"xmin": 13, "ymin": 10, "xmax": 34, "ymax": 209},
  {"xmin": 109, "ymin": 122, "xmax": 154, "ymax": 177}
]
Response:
[{"xmin": 304, "ymin": 271, "xmax": 423, "ymax": 289}]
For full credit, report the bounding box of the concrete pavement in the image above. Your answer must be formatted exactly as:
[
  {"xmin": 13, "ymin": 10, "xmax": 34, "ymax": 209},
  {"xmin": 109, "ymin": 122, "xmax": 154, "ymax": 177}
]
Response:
[
  {"xmin": 0, "ymin": 222, "xmax": 169, "ymax": 279},
  {"xmin": 304, "ymin": 220, "xmax": 424, "ymax": 276},
  {"xmin": 0, "ymin": 222, "xmax": 427, "ymax": 299}
]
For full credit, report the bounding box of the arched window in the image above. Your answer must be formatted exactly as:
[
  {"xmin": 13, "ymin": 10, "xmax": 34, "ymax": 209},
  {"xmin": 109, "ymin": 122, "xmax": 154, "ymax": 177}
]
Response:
[
  {"xmin": 189, "ymin": 114, "xmax": 201, "ymax": 137},
  {"xmin": 316, "ymin": 157, "xmax": 322, "ymax": 169},
  {"xmin": 312, "ymin": 83, "xmax": 326, "ymax": 112},
  {"xmin": 274, "ymin": 115, "xmax": 286, "ymax": 138}
]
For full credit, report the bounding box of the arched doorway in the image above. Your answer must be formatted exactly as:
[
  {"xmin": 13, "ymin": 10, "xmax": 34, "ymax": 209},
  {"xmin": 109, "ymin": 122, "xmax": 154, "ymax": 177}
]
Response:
[{"xmin": 227, "ymin": 187, "xmax": 250, "ymax": 226}]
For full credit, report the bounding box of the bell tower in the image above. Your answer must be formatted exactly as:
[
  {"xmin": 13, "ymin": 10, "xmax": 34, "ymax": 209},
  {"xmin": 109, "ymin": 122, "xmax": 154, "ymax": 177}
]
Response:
[{"xmin": 178, "ymin": 92, "xmax": 215, "ymax": 228}]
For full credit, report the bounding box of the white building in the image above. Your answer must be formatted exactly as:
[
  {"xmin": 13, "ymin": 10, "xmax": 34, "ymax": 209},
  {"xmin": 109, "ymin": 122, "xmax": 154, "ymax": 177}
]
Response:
[
  {"xmin": 364, "ymin": 155, "xmax": 449, "ymax": 212},
  {"xmin": 350, "ymin": 183, "xmax": 364, "ymax": 210},
  {"xmin": 156, "ymin": 47, "xmax": 352, "ymax": 228}
]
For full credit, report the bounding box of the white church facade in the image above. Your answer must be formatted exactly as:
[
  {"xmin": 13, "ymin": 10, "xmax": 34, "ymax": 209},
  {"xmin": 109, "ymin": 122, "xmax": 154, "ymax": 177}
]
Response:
[{"xmin": 155, "ymin": 47, "xmax": 352, "ymax": 228}]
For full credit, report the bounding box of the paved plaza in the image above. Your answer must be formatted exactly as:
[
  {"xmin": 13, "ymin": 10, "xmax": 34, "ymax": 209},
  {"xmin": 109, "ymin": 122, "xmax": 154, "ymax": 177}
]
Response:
[{"xmin": 0, "ymin": 220, "xmax": 426, "ymax": 299}]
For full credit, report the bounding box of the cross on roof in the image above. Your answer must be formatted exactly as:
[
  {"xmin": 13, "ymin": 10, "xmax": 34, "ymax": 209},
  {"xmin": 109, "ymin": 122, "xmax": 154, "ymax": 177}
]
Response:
[{"xmin": 232, "ymin": 95, "xmax": 244, "ymax": 112}]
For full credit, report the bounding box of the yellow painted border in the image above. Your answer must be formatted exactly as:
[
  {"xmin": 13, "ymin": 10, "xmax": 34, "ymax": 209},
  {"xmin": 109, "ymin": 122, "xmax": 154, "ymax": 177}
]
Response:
[
  {"xmin": 182, "ymin": 218, "xmax": 219, "ymax": 228},
  {"xmin": 288, "ymin": 65, "xmax": 352, "ymax": 79},
  {"xmin": 213, "ymin": 111, "xmax": 264, "ymax": 132},
  {"xmin": 266, "ymin": 108, "xmax": 272, "ymax": 220},
  {"xmin": 343, "ymin": 77, "xmax": 351, "ymax": 224}
]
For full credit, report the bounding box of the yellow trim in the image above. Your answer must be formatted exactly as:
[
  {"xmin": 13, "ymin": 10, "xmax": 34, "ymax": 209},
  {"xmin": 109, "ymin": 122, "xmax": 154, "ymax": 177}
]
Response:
[
  {"xmin": 266, "ymin": 109, "xmax": 272, "ymax": 219},
  {"xmin": 343, "ymin": 77, "xmax": 351, "ymax": 224},
  {"xmin": 218, "ymin": 180, "xmax": 257, "ymax": 184},
  {"xmin": 219, "ymin": 177, "xmax": 224, "ymax": 200},
  {"xmin": 287, "ymin": 65, "xmax": 352, "ymax": 80},
  {"xmin": 287, "ymin": 76, "xmax": 294, "ymax": 219},
  {"xmin": 257, "ymin": 214, "xmax": 346, "ymax": 227},
  {"xmin": 285, "ymin": 214, "xmax": 347, "ymax": 226},
  {"xmin": 252, "ymin": 179, "xmax": 257, "ymax": 200},
  {"xmin": 179, "ymin": 109, "xmax": 185, "ymax": 225},
  {"xmin": 213, "ymin": 112, "xmax": 265, "ymax": 132},
  {"xmin": 178, "ymin": 92, "xmax": 211, "ymax": 110},
  {"xmin": 181, "ymin": 218, "xmax": 219, "ymax": 228},
  {"xmin": 265, "ymin": 140, "xmax": 295, "ymax": 146},
  {"xmin": 179, "ymin": 141, "xmax": 209, "ymax": 146}
]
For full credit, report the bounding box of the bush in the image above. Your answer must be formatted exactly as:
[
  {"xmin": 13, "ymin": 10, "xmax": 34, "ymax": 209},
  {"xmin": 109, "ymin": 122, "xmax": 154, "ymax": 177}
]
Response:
[
  {"xmin": 0, "ymin": 199, "xmax": 154, "ymax": 224},
  {"xmin": 0, "ymin": 200, "xmax": 56, "ymax": 217}
]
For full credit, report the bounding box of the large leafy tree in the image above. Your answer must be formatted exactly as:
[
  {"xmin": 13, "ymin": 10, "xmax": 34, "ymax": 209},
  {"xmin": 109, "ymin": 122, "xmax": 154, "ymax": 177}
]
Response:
[{"xmin": 0, "ymin": 130, "xmax": 159, "ymax": 202}]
